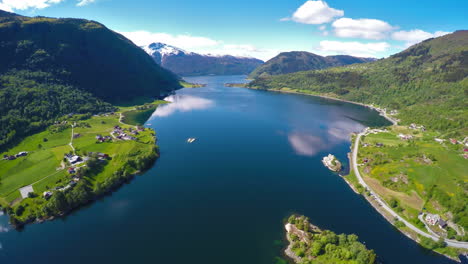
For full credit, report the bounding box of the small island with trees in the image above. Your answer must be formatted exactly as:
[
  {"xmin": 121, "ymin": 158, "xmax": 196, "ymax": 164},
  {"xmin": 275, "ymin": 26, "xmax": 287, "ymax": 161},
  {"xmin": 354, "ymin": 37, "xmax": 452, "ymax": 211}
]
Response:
[{"xmin": 284, "ymin": 214, "xmax": 377, "ymax": 264}]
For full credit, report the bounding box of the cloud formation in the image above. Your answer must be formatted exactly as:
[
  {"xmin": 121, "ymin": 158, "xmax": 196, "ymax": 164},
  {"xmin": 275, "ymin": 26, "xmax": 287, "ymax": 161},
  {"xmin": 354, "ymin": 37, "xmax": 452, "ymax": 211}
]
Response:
[
  {"xmin": 332, "ymin": 18, "xmax": 394, "ymax": 40},
  {"xmin": 0, "ymin": 0, "xmax": 64, "ymax": 11},
  {"xmin": 285, "ymin": 0, "xmax": 344, "ymax": 24},
  {"xmin": 76, "ymin": 0, "xmax": 96, "ymax": 7},
  {"xmin": 119, "ymin": 31, "xmax": 220, "ymax": 49},
  {"xmin": 391, "ymin": 29, "xmax": 450, "ymax": 47},
  {"xmin": 120, "ymin": 30, "xmax": 278, "ymax": 60},
  {"xmin": 317, "ymin": 40, "xmax": 390, "ymax": 57}
]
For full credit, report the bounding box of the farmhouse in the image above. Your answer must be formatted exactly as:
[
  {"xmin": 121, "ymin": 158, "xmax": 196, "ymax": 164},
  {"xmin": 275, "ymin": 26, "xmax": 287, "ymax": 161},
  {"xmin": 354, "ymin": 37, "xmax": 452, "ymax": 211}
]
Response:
[
  {"xmin": 65, "ymin": 154, "xmax": 82, "ymax": 164},
  {"xmin": 43, "ymin": 191, "xmax": 53, "ymax": 199},
  {"xmin": 438, "ymin": 219, "xmax": 447, "ymax": 229},
  {"xmin": 425, "ymin": 214, "xmax": 440, "ymax": 226},
  {"xmin": 398, "ymin": 134, "xmax": 413, "ymax": 140}
]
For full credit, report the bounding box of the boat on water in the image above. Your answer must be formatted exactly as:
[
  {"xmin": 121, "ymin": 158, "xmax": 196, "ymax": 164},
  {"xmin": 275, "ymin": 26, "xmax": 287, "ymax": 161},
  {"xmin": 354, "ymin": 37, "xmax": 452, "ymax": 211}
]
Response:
[{"xmin": 187, "ymin": 138, "xmax": 196, "ymax": 143}]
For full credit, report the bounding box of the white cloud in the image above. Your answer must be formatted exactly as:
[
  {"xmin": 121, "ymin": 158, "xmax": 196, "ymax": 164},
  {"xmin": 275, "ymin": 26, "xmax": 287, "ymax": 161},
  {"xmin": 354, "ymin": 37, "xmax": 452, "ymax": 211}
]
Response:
[
  {"xmin": 76, "ymin": 0, "xmax": 96, "ymax": 7},
  {"xmin": 392, "ymin": 29, "xmax": 450, "ymax": 47},
  {"xmin": 0, "ymin": 0, "xmax": 64, "ymax": 11},
  {"xmin": 120, "ymin": 30, "xmax": 220, "ymax": 50},
  {"xmin": 317, "ymin": 40, "xmax": 390, "ymax": 57},
  {"xmin": 120, "ymin": 30, "xmax": 278, "ymax": 61},
  {"xmin": 286, "ymin": 0, "xmax": 344, "ymax": 25},
  {"xmin": 332, "ymin": 18, "xmax": 394, "ymax": 40}
]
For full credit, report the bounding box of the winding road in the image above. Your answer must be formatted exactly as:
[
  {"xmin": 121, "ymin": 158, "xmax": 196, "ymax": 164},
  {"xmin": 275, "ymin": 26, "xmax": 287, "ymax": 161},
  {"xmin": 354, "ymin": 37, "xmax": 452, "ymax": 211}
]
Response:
[{"xmin": 352, "ymin": 130, "xmax": 468, "ymax": 249}]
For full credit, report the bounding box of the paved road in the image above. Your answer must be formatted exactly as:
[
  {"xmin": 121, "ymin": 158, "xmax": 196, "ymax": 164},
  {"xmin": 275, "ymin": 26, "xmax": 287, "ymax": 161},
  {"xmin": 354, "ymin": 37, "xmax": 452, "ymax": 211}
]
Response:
[{"xmin": 352, "ymin": 130, "xmax": 468, "ymax": 249}]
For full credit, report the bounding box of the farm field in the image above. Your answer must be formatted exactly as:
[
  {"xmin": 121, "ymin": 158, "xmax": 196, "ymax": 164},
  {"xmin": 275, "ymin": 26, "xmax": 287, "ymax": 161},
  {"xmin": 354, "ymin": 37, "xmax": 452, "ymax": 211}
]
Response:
[
  {"xmin": 0, "ymin": 110, "xmax": 158, "ymax": 224},
  {"xmin": 357, "ymin": 126, "xmax": 468, "ymax": 241}
]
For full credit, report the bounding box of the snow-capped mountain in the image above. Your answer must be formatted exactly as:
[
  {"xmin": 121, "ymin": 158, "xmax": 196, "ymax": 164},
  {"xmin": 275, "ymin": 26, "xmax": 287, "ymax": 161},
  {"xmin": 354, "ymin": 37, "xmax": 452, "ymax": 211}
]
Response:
[{"xmin": 142, "ymin": 42, "xmax": 264, "ymax": 76}]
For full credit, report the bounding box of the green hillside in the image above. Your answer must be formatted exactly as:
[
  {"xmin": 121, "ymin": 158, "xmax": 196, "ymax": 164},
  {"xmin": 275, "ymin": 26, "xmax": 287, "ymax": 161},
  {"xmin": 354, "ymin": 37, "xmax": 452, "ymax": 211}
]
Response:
[
  {"xmin": 250, "ymin": 31, "xmax": 468, "ymax": 137},
  {"xmin": 248, "ymin": 51, "xmax": 374, "ymax": 79},
  {"xmin": 0, "ymin": 10, "xmax": 181, "ymax": 150}
]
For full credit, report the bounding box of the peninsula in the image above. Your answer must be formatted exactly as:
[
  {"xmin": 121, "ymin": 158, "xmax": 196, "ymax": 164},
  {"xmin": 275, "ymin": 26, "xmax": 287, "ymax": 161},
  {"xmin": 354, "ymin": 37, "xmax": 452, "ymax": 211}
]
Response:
[{"xmin": 284, "ymin": 214, "xmax": 377, "ymax": 264}]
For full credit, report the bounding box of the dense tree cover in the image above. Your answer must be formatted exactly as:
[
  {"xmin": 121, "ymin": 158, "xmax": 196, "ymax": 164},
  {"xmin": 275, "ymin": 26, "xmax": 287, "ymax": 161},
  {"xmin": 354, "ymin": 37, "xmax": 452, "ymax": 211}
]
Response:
[
  {"xmin": 0, "ymin": 10, "xmax": 181, "ymax": 150},
  {"xmin": 249, "ymin": 51, "xmax": 374, "ymax": 79},
  {"xmin": 287, "ymin": 215, "xmax": 376, "ymax": 264},
  {"xmin": 0, "ymin": 70, "xmax": 114, "ymax": 150},
  {"xmin": 250, "ymin": 31, "xmax": 468, "ymax": 136}
]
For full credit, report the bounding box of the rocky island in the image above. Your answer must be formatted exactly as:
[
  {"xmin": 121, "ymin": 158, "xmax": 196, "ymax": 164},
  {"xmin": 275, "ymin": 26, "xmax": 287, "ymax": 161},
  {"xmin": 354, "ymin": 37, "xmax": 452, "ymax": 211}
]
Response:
[{"xmin": 322, "ymin": 154, "xmax": 342, "ymax": 172}]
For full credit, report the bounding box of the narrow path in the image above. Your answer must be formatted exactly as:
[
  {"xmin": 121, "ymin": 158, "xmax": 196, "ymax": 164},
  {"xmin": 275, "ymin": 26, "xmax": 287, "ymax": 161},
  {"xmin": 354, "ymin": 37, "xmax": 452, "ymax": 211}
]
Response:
[
  {"xmin": 69, "ymin": 124, "xmax": 75, "ymax": 154},
  {"xmin": 352, "ymin": 130, "xmax": 468, "ymax": 249}
]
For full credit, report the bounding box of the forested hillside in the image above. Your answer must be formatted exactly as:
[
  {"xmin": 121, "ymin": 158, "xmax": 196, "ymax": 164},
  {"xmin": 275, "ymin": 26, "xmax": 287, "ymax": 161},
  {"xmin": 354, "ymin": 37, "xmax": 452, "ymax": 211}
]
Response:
[
  {"xmin": 248, "ymin": 51, "xmax": 374, "ymax": 79},
  {"xmin": 0, "ymin": 11, "xmax": 181, "ymax": 150},
  {"xmin": 250, "ymin": 31, "xmax": 468, "ymax": 137}
]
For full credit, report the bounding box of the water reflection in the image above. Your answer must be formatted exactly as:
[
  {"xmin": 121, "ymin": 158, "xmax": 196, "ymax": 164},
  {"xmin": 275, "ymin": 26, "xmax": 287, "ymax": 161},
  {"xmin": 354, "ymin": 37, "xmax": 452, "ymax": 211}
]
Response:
[
  {"xmin": 327, "ymin": 120, "xmax": 364, "ymax": 142},
  {"xmin": 150, "ymin": 94, "xmax": 214, "ymax": 118},
  {"xmin": 288, "ymin": 120, "xmax": 364, "ymax": 157},
  {"xmin": 288, "ymin": 132, "xmax": 326, "ymax": 156}
]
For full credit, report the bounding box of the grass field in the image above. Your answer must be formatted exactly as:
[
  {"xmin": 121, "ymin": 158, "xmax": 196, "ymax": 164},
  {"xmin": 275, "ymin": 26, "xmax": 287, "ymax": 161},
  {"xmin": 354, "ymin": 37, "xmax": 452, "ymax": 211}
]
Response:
[
  {"xmin": 357, "ymin": 126, "xmax": 468, "ymax": 239},
  {"xmin": 0, "ymin": 109, "xmax": 158, "ymax": 222}
]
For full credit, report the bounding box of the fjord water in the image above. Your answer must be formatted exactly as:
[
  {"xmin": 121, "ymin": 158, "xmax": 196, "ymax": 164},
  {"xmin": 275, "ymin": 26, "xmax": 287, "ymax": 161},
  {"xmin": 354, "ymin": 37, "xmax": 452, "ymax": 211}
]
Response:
[{"xmin": 0, "ymin": 76, "xmax": 456, "ymax": 264}]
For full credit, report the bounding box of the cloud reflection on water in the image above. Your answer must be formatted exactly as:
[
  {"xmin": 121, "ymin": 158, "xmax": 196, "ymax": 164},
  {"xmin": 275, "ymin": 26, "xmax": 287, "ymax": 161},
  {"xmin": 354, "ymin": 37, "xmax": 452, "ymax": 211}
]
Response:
[
  {"xmin": 151, "ymin": 95, "xmax": 214, "ymax": 118},
  {"xmin": 288, "ymin": 132, "xmax": 326, "ymax": 156},
  {"xmin": 288, "ymin": 119, "xmax": 365, "ymax": 157}
]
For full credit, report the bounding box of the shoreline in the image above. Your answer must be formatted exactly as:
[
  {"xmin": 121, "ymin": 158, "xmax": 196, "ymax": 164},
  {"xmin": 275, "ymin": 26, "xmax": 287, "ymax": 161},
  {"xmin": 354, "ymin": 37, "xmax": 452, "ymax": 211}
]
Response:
[
  {"xmin": 2, "ymin": 104, "xmax": 161, "ymax": 229},
  {"xmin": 238, "ymin": 85, "xmax": 465, "ymax": 262},
  {"xmin": 245, "ymin": 87, "xmax": 399, "ymax": 125},
  {"xmin": 346, "ymin": 133, "xmax": 464, "ymax": 262}
]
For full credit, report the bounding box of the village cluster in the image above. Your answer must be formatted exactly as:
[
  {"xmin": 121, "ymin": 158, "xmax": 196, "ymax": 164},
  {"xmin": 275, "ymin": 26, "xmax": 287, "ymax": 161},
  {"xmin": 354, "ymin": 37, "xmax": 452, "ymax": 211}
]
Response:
[
  {"xmin": 2, "ymin": 151, "xmax": 28, "ymax": 161},
  {"xmin": 42, "ymin": 151, "xmax": 111, "ymax": 199},
  {"xmin": 111, "ymin": 125, "xmax": 145, "ymax": 141}
]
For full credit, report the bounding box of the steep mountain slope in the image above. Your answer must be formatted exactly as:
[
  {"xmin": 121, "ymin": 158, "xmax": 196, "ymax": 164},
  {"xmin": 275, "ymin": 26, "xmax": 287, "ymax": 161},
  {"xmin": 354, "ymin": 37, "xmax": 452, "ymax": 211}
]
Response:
[
  {"xmin": 0, "ymin": 11, "xmax": 180, "ymax": 149},
  {"xmin": 143, "ymin": 42, "xmax": 264, "ymax": 76},
  {"xmin": 250, "ymin": 31, "xmax": 468, "ymax": 136},
  {"xmin": 248, "ymin": 51, "xmax": 375, "ymax": 79}
]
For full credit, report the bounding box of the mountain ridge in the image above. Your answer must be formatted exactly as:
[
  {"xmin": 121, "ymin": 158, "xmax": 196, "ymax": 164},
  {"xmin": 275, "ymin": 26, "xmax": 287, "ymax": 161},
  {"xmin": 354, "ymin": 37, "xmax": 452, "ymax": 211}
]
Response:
[
  {"xmin": 249, "ymin": 30, "xmax": 468, "ymax": 136},
  {"xmin": 248, "ymin": 51, "xmax": 375, "ymax": 79},
  {"xmin": 143, "ymin": 42, "xmax": 264, "ymax": 76},
  {"xmin": 0, "ymin": 11, "xmax": 181, "ymax": 149}
]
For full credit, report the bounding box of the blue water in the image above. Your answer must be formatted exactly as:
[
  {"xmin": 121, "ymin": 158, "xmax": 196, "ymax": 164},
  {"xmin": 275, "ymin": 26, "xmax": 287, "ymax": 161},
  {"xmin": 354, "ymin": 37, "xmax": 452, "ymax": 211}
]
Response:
[{"xmin": 0, "ymin": 75, "xmax": 456, "ymax": 263}]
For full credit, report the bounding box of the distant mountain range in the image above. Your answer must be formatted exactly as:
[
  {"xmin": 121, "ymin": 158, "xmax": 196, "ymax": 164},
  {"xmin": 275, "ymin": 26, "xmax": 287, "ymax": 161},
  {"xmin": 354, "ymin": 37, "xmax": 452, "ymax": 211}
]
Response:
[
  {"xmin": 143, "ymin": 42, "xmax": 264, "ymax": 76},
  {"xmin": 0, "ymin": 10, "xmax": 180, "ymax": 149},
  {"xmin": 248, "ymin": 51, "xmax": 376, "ymax": 79},
  {"xmin": 250, "ymin": 30, "xmax": 468, "ymax": 136}
]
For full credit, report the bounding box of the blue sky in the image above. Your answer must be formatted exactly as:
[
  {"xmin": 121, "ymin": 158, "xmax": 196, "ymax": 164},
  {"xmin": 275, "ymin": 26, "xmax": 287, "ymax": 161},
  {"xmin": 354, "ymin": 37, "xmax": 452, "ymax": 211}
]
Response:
[{"xmin": 1, "ymin": 0, "xmax": 466, "ymax": 60}]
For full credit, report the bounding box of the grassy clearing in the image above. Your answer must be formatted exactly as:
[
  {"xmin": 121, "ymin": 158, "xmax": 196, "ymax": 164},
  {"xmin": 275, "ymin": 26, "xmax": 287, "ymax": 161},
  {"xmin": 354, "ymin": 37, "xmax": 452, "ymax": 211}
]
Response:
[{"xmin": 180, "ymin": 81, "xmax": 206, "ymax": 88}]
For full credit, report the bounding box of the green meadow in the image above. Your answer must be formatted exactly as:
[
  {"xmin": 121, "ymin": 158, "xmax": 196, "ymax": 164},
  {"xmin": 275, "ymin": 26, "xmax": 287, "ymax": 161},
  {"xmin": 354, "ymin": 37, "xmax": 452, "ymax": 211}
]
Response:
[
  {"xmin": 357, "ymin": 126, "xmax": 468, "ymax": 240},
  {"xmin": 0, "ymin": 110, "xmax": 158, "ymax": 223}
]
